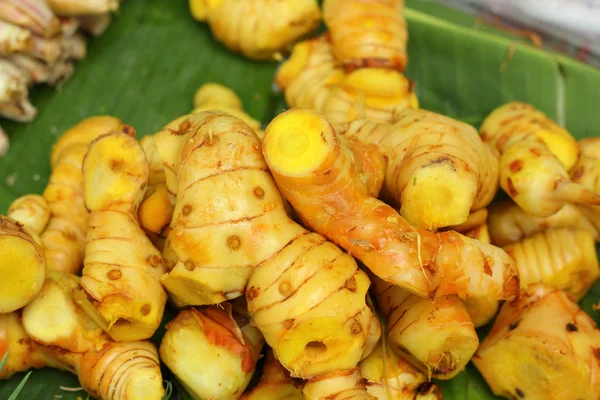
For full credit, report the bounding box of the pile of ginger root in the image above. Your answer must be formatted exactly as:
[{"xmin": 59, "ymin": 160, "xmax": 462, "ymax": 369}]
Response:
[{"xmin": 2, "ymin": 1, "xmax": 600, "ymax": 400}]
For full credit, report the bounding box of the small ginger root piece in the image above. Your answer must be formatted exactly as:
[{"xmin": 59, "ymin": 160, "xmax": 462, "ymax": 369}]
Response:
[
  {"xmin": 240, "ymin": 349, "xmax": 303, "ymax": 400},
  {"xmin": 503, "ymin": 227, "xmax": 600, "ymax": 302},
  {"xmin": 20, "ymin": 271, "xmax": 164, "ymax": 400},
  {"xmin": 446, "ymin": 208, "xmax": 488, "ymax": 235},
  {"xmin": 154, "ymin": 111, "xmax": 374, "ymax": 379},
  {"xmin": 488, "ymin": 199, "xmax": 599, "ymax": 246},
  {"xmin": 323, "ymin": 68, "xmax": 419, "ymax": 124},
  {"xmin": 0, "ymin": 20, "xmax": 33, "ymax": 55},
  {"xmin": 371, "ymin": 276, "xmax": 479, "ymax": 379},
  {"xmin": 190, "ymin": 0, "xmax": 321, "ymax": 61},
  {"xmin": 0, "ymin": 313, "xmax": 67, "ymax": 379},
  {"xmin": 47, "ymin": 0, "xmax": 119, "ymax": 16},
  {"xmin": 480, "ymin": 101, "xmax": 600, "ymax": 217},
  {"xmin": 7, "ymin": 194, "xmax": 50, "ymax": 245},
  {"xmin": 276, "ymin": 35, "xmax": 345, "ymax": 114},
  {"xmin": 192, "ymin": 82, "xmax": 263, "ymax": 136},
  {"xmin": 160, "ymin": 304, "xmax": 264, "ymax": 400},
  {"xmin": 337, "ymin": 109, "xmax": 500, "ymax": 229},
  {"xmin": 302, "ymin": 368, "xmax": 375, "ymax": 399},
  {"xmin": 41, "ymin": 116, "xmax": 123, "ymax": 274},
  {"xmin": 359, "ymin": 339, "xmax": 442, "ymax": 400},
  {"xmin": 462, "ymin": 223, "xmax": 499, "ymax": 328},
  {"xmin": 473, "ymin": 284, "xmax": 600, "ymax": 400},
  {"xmin": 323, "ymin": 0, "xmax": 407, "ymax": 73},
  {"xmin": 0, "ymin": 215, "xmax": 46, "ymax": 314},
  {"xmin": 571, "ymin": 137, "xmax": 600, "ymax": 235},
  {"xmin": 262, "ymin": 108, "xmax": 518, "ymax": 300},
  {"xmin": 0, "ymin": 0, "xmax": 61, "ymax": 37},
  {"xmin": 76, "ymin": 128, "xmax": 167, "ymax": 342}
]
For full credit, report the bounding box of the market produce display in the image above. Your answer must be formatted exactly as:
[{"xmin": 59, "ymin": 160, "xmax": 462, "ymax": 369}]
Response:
[
  {"xmin": 0, "ymin": 0, "xmax": 121, "ymax": 157},
  {"xmin": 1, "ymin": 0, "xmax": 600, "ymax": 399}
]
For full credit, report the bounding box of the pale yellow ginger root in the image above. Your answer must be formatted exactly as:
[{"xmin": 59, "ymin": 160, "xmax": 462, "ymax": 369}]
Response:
[
  {"xmin": 323, "ymin": 68, "xmax": 419, "ymax": 124},
  {"xmin": 302, "ymin": 368, "xmax": 375, "ymax": 399},
  {"xmin": 192, "ymin": 82, "xmax": 263, "ymax": 136},
  {"xmin": 262, "ymin": 109, "xmax": 518, "ymax": 300},
  {"xmin": 0, "ymin": 313, "xmax": 66, "ymax": 379},
  {"xmin": 20, "ymin": 272, "xmax": 164, "ymax": 400},
  {"xmin": 571, "ymin": 137, "xmax": 600, "ymax": 234},
  {"xmin": 153, "ymin": 111, "xmax": 374, "ymax": 379},
  {"xmin": 503, "ymin": 228, "xmax": 600, "ymax": 302},
  {"xmin": 239, "ymin": 349, "xmax": 303, "ymax": 400},
  {"xmin": 371, "ymin": 275, "xmax": 479, "ymax": 379},
  {"xmin": 462, "ymin": 223, "xmax": 499, "ymax": 328},
  {"xmin": 0, "ymin": 20, "xmax": 33, "ymax": 54},
  {"xmin": 323, "ymin": 0, "xmax": 408, "ymax": 73},
  {"xmin": 189, "ymin": 0, "xmax": 321, "ymax": 61},
  {"xmin": 140, "ymin": 134, "xmax": 166, "ymax": 186},
  {"xmin": 359, "ymin": 340, "xmax": 442, "ymax": 400},
  {"xmin": 7, "ymin": 194, "xmax": 50, "ymax": 245},
  {"xmin": 41, "ymin": 115, "xmax": 123, "ymax": 274},
  {"xmin": 160, "ymin": 303, "xmax": 264, "ymax": 400},
  {"xmin": 361, "ymin": 295, "xmax": 382, "ymax": 361},
  {"xmin": 76, "ymin": 129, "xmax": 168, "ymax": 342},
  {"xmin": 480, "ymin": 101, "xmax": 600, "ymax": 217},
  {"xmin": 47, "ymin": 0, "xmax": 119, "ymax": 16},
  {"xmin": 0, "ymin": 0, "xmax": 61, "ymax": 37},
  {"xmin": 276, "ymin": 35, "xmax": 345, "ymax": 114},
  {"xmin": 488, "ymin": 199, "xmax": 599, "ymax": 246},
  {"xmin": 0, "ymin": 215, "xmax": 46, "ymax": 314},
  {"xmin": 337, "ymin": 109, "xmax": 500, "ymax": 229},
  {"xmin": 473, "ymin": 284, "xmax": 600, "ymax": 400}
]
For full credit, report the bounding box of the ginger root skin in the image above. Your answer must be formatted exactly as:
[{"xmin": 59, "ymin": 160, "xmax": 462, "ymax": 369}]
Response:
[
  {"xmin": 41, "ymin": 115, "xmax": 123, "ymax": 274},
  {"xmin": 262, "ymin": 108, "xmax": 518, "ymax": 300}
]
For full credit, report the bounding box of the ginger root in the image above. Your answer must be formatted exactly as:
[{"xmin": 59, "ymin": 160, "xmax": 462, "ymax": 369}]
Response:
[
  {"xmin": 262, "ymin": 108, "xmax": 518, "ymax": 300},
  {"xmin": 480, "ymin": 101, "xmax": 600, "ymax": 217},
  {"xmin": 189, "ymin": 0, "xmax": 321, "ymax": 61},
  {"xmin": 0, "ymin": 214, "xmax": 46, "ymax": 313},
  {"xmin": 41, "ymin": 115, "xmax": 123, "ymax": 274},
  {"xmin": 77, "ymin": 128, "xmax": 168, "ymax": 342},
  {"xmin": 473, "ymin": 284, "xmax": 600, "ymax": 400},
  {"xmin": 160, "ymin": 303, "xmax": 264, "ymax": 400},
  {"xmin": 504, "ymin": 227, "xmax": 600, "ymax": 301},
  {"xmin": 302, "ymin": 368, "xmax": 375, "ymax": 400},
  {"xmin": 20, "ymin": 271, "xmax": 164, "ymax": 400},
  {"xmin": 7, "ymin": 194, "xmax": 50, "ymax": 245},
  {"xmin": 323, "ymin": 0, "xmax": 408, "ymax": 73},
  {"xmin": 239, "ymin": 349, "xmax": 303, "ymax": 400}
]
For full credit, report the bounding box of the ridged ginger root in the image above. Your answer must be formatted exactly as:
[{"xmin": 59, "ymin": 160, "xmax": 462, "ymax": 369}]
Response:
[
  {"xmin": 323, "ymin": 68, "xmax": 419, "ymax": 125},
  {"xmin": 76, "ymin": 128, "xmax": 168, "ymax": 342},
  {"xmin": 0, "ymin": 313, "xmax": 66, "ymax": 379},
  {"xmin": 7, "ymin": 194, "xmax": 49, "ymax": 245},
  {"xmin": 488, "ymin": 200, "xmax": 598, "ymax": 246},
  {"xmin": 160, "ymin": 303, "xmax": 264, "ymax": 400},
  {"xmin": 323, "ymin": 0, "xmax": 408, "ymax": 72},
  {"xmin": 152, "ymin": 110, "xmax": 374, "ymax": 378},
  {"xmin": 302, "ymin": 368, "xmax": 375, "ymax": 400},
  {"xmin": 0, "ymin": 214, "xmax": 46, "ymax": 313},
  {"xmin": 503, "ymin": 227, "xmax": 600, "ymax": 302},
  {"xmin": 371, "ymin": 275, "xmax": 479, "ymax": 379},
  {"xmin": 262, "ymin": 108, "xmax": 518, "ymax": 300},
  {"xmin": 239, "ymin": 349, "xmax": 303, "ymax": 400},
  {"xmin": 192, "ymin": 82, "xmax": 263, "ymax": 136},
  {"xmin": 189, "ymin": 0, "xmax": 321, "ymax": 61},
  {"xmin": 480, "ymin": 101, "xmax": 600, "ymax": 217},
  {"xmin": 336, "ymin": 109, "xmax": 500, "ymax": 229},
  {"xmin": 571, "ymin": 137, "xmax": 600, "ymax": 234},
  {"xmin": 462, "ymin": 223, "xmax": 499, "ymax": 328},
  {"xmin": 473, "ymin": 284, "xmax": 600, "ymax": 400},
  {"xmin": 276, "ymin": 35, "xmax": 344, "ymax": 114},
  {"xmin": 20, "ymin": 271, "xmax": 164, "ymax": 400},
  {"xmin": 359, "ymin": 339, "xmax": 442, "ymax": 400},
  {"xmin": 41, "ymin": 115, "xmax": 123, "ymax": 274}
]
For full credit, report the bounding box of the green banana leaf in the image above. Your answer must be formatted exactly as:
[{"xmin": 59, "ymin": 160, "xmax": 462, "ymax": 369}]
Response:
[{"xmin": 1, "ymin": 0, "xmax": 599, "ymax": 399}]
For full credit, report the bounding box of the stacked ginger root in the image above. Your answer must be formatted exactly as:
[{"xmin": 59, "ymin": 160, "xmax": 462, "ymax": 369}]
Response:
[
  {"xmin": 0, "ymin": 0, "xmax": 123, "ymax": 158},
  {"xmin": 2, "ymin": 2, "xmax": 600, "ymax": 400}
]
